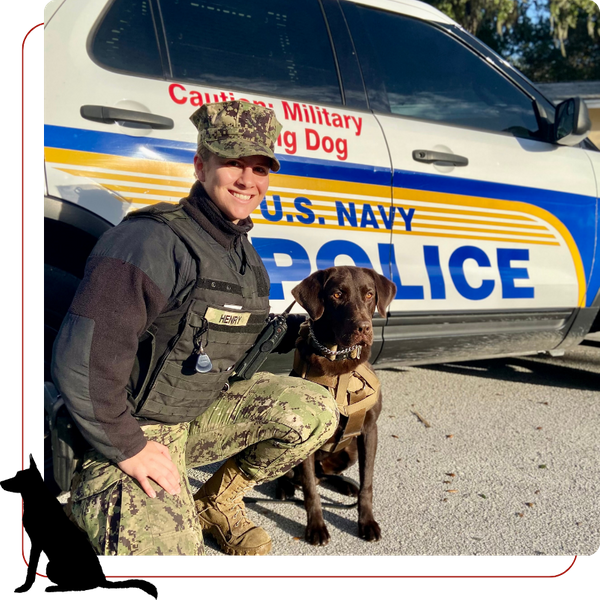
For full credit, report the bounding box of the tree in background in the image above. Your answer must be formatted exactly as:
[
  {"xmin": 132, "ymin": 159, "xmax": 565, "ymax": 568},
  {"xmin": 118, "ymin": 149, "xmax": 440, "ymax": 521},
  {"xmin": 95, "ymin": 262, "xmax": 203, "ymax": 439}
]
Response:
[
  {"xmin": 508, "ymin": 3, "xmax": 600, "ymax": 81},
  {"xmin": 548, "ymin": 0, "xmax": 598, "ymax": 56},
  {"xmin": 425, "ymin": 0, "xmax": 520, "ymax": 36},
  {"xmin": 424, "ymin": 0, "xmax": 600, "ymax": 81}
]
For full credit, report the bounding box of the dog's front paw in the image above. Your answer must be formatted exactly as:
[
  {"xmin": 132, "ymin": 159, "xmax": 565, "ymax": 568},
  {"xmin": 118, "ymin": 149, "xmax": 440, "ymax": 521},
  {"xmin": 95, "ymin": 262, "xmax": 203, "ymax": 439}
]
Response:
[
  {"xmin": 15, "ymin": 584, "xmax": 32, "ymax": 594},
  {"xmin": 306, "ymin": 523, "xmax": 331, "ymax": 546},
  {"xmin": 358, "ymin": 519, "xmax": 381, "ymax": 542}
]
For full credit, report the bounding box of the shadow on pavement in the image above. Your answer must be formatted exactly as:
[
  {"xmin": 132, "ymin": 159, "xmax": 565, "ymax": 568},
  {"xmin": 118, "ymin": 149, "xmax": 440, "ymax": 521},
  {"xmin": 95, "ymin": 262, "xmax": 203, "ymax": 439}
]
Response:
[{"xmin": 382, "ymin": 354, "xmax": 600, "ymax": 391}]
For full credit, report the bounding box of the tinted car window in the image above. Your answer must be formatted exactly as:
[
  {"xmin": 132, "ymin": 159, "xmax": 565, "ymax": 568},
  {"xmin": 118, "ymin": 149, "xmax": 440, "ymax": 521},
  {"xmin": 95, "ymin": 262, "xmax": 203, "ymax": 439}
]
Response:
[
  {"xmin": 159, "ymin": 0, "xmax": 342, "ymax": 104},
  {"xmin": 345, "ymin": 4, "xmax": 540, "ymax": 137},
  {"xmin": 91, "ymin": 0, "xmax": 163, "ymax": 77}
]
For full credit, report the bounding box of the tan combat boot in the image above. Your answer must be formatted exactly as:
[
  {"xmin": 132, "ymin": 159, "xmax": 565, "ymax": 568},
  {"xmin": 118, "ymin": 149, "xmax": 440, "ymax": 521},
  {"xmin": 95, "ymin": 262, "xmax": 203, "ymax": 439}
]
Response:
[{"xmin": 193, "ymin": 457, "xmax": 272, "ymax": 556}]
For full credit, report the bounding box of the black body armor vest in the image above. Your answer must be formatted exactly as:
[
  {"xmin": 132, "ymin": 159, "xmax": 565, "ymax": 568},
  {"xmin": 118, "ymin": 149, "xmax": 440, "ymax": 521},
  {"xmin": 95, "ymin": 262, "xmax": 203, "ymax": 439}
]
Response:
[{"xmin": 124, "ymin": 203, "xmax": 271, "ymax": 424}]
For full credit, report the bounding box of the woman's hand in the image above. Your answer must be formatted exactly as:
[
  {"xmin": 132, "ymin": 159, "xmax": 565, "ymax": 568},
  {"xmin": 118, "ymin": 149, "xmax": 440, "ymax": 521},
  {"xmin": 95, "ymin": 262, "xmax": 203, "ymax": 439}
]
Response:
[{"xmin": 117, "ymin": 441, "xmax": 182, "ymax": 498}]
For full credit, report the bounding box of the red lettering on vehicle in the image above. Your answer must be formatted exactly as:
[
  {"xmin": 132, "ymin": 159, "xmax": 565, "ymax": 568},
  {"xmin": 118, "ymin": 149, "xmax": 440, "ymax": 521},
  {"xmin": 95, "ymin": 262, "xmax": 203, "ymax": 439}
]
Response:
[{"xmin": 169, "ymin": 83, "xmax": 187, "ymax": 105}]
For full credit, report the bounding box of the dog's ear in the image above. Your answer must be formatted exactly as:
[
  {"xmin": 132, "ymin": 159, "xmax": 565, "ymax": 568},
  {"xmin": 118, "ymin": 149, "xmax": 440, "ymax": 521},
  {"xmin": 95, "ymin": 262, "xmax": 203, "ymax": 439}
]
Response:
[
  {"xmin": 373, "ymin": 272, "xmax": 397, "ymax": 318},
  {"xmin": 292, "ymin": 270, "xmax": 327, "ymax": 320}
]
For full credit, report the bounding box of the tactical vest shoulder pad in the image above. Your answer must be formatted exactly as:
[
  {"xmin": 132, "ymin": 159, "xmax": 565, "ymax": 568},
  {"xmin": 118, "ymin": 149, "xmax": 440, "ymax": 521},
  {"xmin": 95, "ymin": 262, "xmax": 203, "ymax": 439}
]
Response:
[{"xmin": 123, "ymin": 202, "xmax": 187, "ymax": 224}]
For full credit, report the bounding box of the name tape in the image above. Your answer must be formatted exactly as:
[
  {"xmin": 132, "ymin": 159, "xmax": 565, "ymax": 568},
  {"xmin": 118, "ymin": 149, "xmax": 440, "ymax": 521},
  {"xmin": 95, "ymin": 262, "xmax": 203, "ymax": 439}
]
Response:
[{"xmin": 205, "ymin": 307, "xmax": 251, "ymax": 327}]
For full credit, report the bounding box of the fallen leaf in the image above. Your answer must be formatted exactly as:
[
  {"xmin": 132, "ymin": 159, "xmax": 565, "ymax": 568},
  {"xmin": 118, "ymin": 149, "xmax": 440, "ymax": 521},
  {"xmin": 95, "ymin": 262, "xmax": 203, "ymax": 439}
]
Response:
[
  {"xmin": 517, "ymin": 512, "xmax": 524, "ymax": 518},
  {"xmin": 447, "ymin": 489, "xmax": 458, "ymax": 493},
  {"xmin": 292, "ymin": 537, "xmax": 301, "ymax": 542},
  {"xmin": 479, "ymin": 494, "xmax": 487, "ymax": 499},
  {"xmin": 446, "ymin": 434, "xmax": 454, "ymax": 439},
  {"xmin": 446, "ymin": 473, "xmax": 456, "ymax": 477},
  {"xmin": 412, "ymin": 411, "xmax": 431, "ymax": 428},
  {"xmin": 534, "ymin": 490, "xmax": 540, "ymax": 494},
  {"xmin": 536, "ymin": 427, "xmax": 543, "ymax": 430},
  {"xmin": 391, "ymin": 434, "xmax": 399, "ymax": 439},
  {"xmin": 443, "ymin": 480, "xmax": 451, "ymax": 484},
  {"xmin": 538, "ymin": 464, "xmax": 547, "ymax": 469},
  {"xmin": 442, "ymin": 498, "xmax": 448, "ymax": 502}
]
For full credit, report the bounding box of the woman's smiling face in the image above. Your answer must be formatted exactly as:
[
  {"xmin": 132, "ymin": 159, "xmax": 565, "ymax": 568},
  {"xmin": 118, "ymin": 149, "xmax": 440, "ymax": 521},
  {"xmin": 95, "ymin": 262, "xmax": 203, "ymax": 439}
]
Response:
[{"xmin": 194, "ymin": 153, "xmax": 271, "ymax": 223}]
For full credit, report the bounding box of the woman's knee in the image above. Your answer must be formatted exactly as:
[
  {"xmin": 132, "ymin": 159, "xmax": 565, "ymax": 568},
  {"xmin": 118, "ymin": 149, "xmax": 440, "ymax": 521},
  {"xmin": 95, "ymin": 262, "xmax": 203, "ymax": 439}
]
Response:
[{"xmin": 284, "ymin": 379, "xmax": 339, "ymax": 444}]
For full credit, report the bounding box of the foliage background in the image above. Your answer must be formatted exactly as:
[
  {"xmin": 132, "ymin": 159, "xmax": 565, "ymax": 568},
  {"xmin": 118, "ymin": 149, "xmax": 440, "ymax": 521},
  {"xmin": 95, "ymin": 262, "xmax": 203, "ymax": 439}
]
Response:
[{"xmin": 423, "ymin": 0, "xmax": 600, "ymax": 81}]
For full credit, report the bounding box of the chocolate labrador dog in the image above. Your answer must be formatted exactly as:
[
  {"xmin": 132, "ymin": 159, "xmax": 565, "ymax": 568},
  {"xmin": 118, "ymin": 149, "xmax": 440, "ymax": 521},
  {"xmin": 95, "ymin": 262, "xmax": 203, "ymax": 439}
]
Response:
[{"xmin": 276, "ymin": 266, "xmax": 396, "ymax": 545}]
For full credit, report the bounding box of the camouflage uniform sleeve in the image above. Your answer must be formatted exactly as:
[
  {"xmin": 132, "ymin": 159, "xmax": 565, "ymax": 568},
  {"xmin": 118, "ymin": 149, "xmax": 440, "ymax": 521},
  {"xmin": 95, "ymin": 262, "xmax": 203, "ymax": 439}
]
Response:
[{"xmin": 51, "ymin": 218, "xmax": 195, "ymax": 463}]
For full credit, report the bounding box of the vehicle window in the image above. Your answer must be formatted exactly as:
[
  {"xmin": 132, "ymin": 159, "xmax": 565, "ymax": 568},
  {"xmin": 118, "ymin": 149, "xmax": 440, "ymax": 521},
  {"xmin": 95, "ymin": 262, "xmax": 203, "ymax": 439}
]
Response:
[
  {"xmin": 345, "ymin": 5, "xmax": 541, "ymax": 138},
  {"xmin": 452, "ymin": 26, "xmax": 556, "ymax": 125},
  {"xmin": 91, "ymin": 0, "xmax": 163, "ymax": 77},
  {"xmin": 158, "ymin": 0, "xmax": 342, "ymax": 104}
]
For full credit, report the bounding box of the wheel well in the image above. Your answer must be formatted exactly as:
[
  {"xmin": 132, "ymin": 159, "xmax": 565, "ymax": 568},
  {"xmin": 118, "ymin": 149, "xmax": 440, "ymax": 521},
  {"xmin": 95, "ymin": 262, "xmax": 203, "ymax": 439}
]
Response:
[
  {"xmin": 44, "ymin": 218, "xmax": 99, "ymax": 382},
  {"xmin": 44, "ymin": 204, "xmax": 111, "ymax": 495},
  {"xmin": 45, "ymin": 218, "xmax": 99, "ymax": 277}
]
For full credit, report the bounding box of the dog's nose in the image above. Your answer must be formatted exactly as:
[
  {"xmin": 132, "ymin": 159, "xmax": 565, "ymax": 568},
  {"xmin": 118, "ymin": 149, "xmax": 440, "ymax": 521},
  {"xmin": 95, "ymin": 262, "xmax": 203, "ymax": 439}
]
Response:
[{"xmin": 356, "ymin": 321, "xmax": 371, "ymax": 334}]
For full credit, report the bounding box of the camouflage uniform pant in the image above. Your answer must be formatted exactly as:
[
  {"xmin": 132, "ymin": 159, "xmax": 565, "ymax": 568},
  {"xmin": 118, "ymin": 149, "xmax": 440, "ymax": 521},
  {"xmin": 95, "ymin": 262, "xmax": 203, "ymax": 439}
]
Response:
[{"xmin": 69, "ymin": 372, "xmax": 338, "ymax": 556}]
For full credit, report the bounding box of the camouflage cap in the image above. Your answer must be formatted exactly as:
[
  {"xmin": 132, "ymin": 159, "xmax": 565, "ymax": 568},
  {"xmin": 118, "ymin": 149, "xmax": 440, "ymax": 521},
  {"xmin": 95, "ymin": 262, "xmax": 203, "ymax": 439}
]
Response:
[{"xmin": 190, "ymin": 101, "xmax": 283, "ymax": 172}]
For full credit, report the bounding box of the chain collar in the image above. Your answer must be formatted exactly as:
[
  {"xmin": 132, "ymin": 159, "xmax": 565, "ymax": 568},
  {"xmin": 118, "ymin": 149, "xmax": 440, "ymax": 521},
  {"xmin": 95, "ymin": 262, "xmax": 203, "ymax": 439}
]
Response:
[{"xmin": 307, "ymin": 320, "xmax": 362, "ymax": 360}]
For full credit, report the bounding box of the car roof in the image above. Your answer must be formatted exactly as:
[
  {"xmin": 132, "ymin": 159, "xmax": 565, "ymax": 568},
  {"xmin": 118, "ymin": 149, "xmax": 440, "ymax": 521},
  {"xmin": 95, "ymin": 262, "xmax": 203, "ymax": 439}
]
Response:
[{"xmin": 346, "ymin": 0, "xmax": 457, "ymax": 25}]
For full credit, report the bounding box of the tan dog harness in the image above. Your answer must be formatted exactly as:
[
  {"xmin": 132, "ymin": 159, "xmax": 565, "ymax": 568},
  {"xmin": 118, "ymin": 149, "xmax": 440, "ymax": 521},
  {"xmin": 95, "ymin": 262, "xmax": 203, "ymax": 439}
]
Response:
[{"xmin": 293, "ymin": 350, "xmax": 381, "ymax": 453}]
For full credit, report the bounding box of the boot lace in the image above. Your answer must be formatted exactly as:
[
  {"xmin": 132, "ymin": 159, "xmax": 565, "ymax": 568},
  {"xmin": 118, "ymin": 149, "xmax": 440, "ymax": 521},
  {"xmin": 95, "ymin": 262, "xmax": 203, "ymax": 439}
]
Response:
[{"xmin": 230, "ymin": 484, "xmax": 255, "ymax": 530}]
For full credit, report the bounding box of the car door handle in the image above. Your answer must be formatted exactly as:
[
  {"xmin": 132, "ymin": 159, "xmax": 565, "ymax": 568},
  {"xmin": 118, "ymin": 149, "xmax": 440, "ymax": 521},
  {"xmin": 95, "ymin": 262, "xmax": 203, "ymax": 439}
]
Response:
[
  {"xmin": 412, "ymin": 149, "xmax": 468, "ymax": 167},
  {"xmin": 80, "ymin": 105, "xmax": 174, "ymax": 130}
]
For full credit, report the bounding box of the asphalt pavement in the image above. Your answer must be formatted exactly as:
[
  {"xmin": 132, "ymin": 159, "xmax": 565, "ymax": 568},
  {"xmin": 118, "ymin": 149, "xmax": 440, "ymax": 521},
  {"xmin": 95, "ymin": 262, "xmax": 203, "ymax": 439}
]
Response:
[
  {"xmin": 55, "ymin": 337, "xmax": 600, "ymax": 556},
  {"xmin": 190, "ymin": 337, "xmax": 600, "ymax": 556}
]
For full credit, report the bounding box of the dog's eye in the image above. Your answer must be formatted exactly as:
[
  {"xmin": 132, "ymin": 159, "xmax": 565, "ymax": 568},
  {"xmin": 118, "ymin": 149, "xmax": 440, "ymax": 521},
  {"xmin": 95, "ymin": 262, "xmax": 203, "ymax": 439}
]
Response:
[
  {"xmin": 333, "ymin": 291, "xmax": 342, "ymax": 299},
  {"xmin": 366, "ymin": 292, "xmax": 374, "ymax": 299}
]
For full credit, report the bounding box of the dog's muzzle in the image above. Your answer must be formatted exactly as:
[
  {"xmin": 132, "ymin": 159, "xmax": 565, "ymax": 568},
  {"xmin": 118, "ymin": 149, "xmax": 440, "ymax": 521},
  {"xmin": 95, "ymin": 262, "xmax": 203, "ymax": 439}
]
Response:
[{"xmin": 307, "ymin": 321, "xmax": 363, "ymax": 360}]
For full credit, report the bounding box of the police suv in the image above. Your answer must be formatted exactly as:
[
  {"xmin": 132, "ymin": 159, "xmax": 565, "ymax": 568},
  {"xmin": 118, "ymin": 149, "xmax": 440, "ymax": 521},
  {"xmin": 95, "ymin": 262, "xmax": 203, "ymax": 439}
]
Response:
[{"xmin": 44, "ymin": 0, "xmax": 600, "ymax": 380}]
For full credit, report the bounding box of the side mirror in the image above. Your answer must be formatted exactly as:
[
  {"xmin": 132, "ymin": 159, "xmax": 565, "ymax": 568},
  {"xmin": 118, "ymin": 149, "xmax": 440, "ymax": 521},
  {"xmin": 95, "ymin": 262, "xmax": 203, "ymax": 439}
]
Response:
[{"xmin": 554, "ymin": 97, "xmax": 591, "ymax": 146}]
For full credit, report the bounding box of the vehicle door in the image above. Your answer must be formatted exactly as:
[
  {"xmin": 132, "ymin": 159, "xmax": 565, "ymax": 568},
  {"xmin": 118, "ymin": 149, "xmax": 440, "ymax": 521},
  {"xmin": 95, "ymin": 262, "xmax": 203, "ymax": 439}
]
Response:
[
  {"xmin": 342, "ymin": 0, "xmax": 598, "ymax": 363},
  {"xmin": 44, "ymin": 0, "xmax": 394, "ymax": 361}
]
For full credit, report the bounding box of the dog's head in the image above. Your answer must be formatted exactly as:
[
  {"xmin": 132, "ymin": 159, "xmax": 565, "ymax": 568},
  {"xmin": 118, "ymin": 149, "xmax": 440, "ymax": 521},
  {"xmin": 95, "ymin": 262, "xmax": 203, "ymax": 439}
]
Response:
[{"xmin": 292, "ymin": 267, "xmax": 396, "ymax": 352}]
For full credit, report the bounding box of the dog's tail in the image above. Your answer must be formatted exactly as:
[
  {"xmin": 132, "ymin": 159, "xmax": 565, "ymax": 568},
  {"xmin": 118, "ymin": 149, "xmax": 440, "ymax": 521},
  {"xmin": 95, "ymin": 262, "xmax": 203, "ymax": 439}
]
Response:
[{"xmin": 102, "ymin": 579, "xmax": 158, "ymax": 598}]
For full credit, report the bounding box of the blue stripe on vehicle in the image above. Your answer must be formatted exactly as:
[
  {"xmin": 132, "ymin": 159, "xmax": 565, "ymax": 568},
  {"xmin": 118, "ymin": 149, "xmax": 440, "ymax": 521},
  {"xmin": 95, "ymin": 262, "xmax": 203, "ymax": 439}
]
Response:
[
  {"xmin": 393, "ymin": 169, "xmax": 595, "ymax": 208},
  {"xmin": 44, "ymin": 124, "xmax": 196, "ymax": 164},
  {"xmin": 43, "ymin": 125, "xmax": 595, "ymax": 203},
  {"xmin": 44, "ymin": 125, "xmax": 392, "ymax": 186},
  {"xmin": 44, "ymin": 124, "xmax": 599, "ymax": 304}
]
